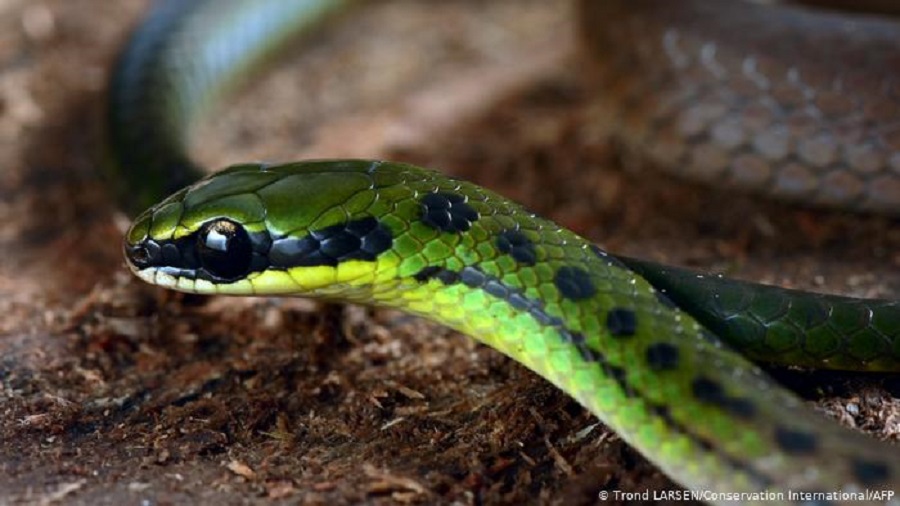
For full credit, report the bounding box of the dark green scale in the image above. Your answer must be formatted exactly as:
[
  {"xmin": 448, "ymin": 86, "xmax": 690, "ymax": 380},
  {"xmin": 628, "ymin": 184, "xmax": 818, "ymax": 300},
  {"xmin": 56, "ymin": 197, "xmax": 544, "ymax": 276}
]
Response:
[{"xmin": 621, "ymin": 257, "xmax": 900, "ymax": 372}]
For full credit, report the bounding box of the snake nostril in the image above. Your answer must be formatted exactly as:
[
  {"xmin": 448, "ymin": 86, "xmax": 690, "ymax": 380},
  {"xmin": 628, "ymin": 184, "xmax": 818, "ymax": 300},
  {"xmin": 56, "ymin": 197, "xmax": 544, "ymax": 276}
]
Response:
[
  {"xmin": 126, "ymin": 240, "xmax": 160, "ymax": 268},
  {"xmin": 126, "ymin": 245, "xmax": 150, "ymax": 267},
  {"xmin": 133, "ymin": 246, "xmax": 150, "ymax": 265}
]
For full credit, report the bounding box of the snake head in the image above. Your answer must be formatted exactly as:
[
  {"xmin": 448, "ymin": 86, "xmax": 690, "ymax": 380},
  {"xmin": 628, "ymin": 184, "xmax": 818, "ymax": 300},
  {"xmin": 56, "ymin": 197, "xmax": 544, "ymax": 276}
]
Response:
[{"xmin": 123, "ymin": 160, "xmax": 427, "ymax": 296}]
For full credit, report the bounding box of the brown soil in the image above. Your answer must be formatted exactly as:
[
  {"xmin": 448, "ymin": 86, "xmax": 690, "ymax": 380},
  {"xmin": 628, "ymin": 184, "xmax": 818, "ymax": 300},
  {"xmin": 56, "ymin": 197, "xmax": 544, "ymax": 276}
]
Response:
[{"xmin": 0, "ymin": 1, "xmax": 897, "ymax": 505}]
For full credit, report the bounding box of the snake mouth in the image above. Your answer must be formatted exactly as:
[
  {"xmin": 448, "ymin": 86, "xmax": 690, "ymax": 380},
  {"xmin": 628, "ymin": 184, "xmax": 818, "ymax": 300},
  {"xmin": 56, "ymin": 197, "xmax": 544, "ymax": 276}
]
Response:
[
  {"xmin": 122, "ymin": 237, "xmax": 206, "ymax": 287},
  {"xmin": 122, "ymin": 246, "xmax": 200, "ymax": 291},
  {"xmin": 134, "ymin": 267, "xmax": 178, "ymax": 290},
  {"xmin": 127, "ymin": 263, "xmax": 231, "ymax": 295}
]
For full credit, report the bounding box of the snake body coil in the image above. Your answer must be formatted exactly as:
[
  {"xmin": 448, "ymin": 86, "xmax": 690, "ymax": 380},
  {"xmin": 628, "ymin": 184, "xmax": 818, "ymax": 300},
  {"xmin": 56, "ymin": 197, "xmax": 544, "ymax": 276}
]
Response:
[
  {"xmin": 113, "ymin": 1, "xmax": 900, "ymax": 504},
  {"xmin": 582, "ymin": 0, "xmax": 900, "ymax": 213}
]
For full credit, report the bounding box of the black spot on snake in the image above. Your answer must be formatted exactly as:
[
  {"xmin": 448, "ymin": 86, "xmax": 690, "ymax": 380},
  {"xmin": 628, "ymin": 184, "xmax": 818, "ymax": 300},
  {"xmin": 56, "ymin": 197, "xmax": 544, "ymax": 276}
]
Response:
[
  {"xmin": 645, "ymin": 342, "xmax": 680, "ymax": 370},
  {"xmin": 692, "ymin": 377, "xmax": 724, "ymax": 403},
  {"xmin": 724, "ymin": 398, "xmax": 757, "ymax": 419},
  {"xmin": 496, "ymin": 229, "xmax": 537, "ymax": 265},
  {"xmin": 413, "ymin": 265, "xmax": 442, "ymax": 283},
  {"xmin": 606, "ymin": 364, "xmax": 634, "ymax": 397},
  {"xmin": 554, "ymin": 266, "xmax": 596, "ymax": 300},
  {"xmin": 420, "ymin": 192, "xmax": 479, "ymax": 233},
  {"xmin": 417, "ymin": 266, "xmax": 460, "ymax": 285},
  {"xmin": 852, "ymin": 459, "xmax": 890, "ymax": 486},
  {"xmin": 774, "ymin": 427, "xmax": 818, "ymax": 455},
  {"xmin": 691, "ymin": 376, "xmax": 757, "ymax": 419},
  {"xmin": 606, "ymin": 307, "xmax": 637, "ymax": 337}
]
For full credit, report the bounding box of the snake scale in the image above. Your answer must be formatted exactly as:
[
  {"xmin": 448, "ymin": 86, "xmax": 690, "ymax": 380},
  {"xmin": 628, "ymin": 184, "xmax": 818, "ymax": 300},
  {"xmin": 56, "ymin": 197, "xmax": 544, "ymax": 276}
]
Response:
[{"xmin": 110, "ymin": 1, "xmax": 900, "ymax": 504}]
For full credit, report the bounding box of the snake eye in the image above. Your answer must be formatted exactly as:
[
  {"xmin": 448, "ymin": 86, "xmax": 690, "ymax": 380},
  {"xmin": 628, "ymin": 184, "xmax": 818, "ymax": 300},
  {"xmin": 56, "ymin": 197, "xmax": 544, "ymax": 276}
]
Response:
[{"xmin": 196, "ymin": 219, "xmax": 252, "ymax": 281}]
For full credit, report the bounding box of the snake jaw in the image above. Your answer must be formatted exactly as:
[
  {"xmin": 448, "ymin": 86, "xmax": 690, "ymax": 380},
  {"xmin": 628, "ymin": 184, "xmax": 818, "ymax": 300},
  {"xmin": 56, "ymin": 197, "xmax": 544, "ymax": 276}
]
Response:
[{"xmin": 143, "ymin": 268, "xmax": 178, "ymax": 290}]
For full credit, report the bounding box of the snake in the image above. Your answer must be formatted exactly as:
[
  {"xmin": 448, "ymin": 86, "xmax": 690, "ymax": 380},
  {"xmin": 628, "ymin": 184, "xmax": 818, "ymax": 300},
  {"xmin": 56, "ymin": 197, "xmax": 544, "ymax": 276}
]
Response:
[{"xmin": 110, "ymin": 0, "xmax": 900, "ymax": 504}]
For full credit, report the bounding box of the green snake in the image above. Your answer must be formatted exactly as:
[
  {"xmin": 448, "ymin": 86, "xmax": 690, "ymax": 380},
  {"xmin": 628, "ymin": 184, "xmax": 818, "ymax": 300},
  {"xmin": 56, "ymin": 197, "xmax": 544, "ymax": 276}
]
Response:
[{"xmin": 112, "ymin": 0, "xmax": 900, "ymax": 503}]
